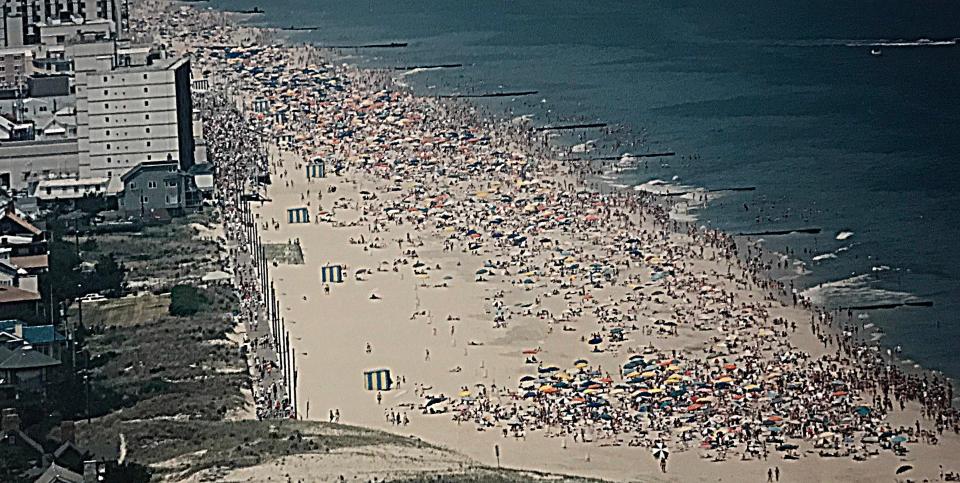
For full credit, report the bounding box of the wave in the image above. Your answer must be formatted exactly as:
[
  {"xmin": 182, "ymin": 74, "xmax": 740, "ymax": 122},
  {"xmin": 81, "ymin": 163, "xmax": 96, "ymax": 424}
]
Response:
[
  {"xmin": 633, "ymin": 179, "xmax": 696, "ymax": 195},
  {"xmin": 801, "ymin": 273, "xmax": 916, "ymax": 308},
  {"xmin": 836, "ymin": 231, "xmax": 854, "ymax": 241},
  {"xmin": 398, "ymin": 66, "xmax": 448, "ymax": 77},
  {"xmin": 811, "ymin": 253, "xmax": 837, "ymax": 262},
  {"xmin": 571, "ymin": 139, "xmax": 597, "ymax": 153},
  {"xmin": 759, "ymin": 37, "xmax": 959, "ymax": 48},
  {"xmin": 844, "ymin": 38, "xmax": 957, "ymax": 48},
  {"xmin": 511, "ymin": 114, "xmax": 534, "ymax": 124}
]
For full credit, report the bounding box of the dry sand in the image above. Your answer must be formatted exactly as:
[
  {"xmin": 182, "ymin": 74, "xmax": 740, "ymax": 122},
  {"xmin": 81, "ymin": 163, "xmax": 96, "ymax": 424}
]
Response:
[{"xmin": 249, "ymin": 147, "xmax": 960, "ymax": 482}]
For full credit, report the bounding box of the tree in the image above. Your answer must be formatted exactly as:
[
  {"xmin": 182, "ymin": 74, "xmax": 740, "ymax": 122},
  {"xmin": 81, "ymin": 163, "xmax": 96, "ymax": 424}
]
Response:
[
  {"xmin": 169, "ymin": 285, "xmax": 203, "ymax": 316},
  {"xmin": 90, "ymin": 255, "xmax": 124, "ymax": 297}
]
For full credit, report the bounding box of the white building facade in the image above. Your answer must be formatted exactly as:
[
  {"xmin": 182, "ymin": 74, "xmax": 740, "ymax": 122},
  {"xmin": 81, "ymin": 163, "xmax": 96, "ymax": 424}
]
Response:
[{"xmin": 76, "ymin": 56, "xmax": 194, "ymax": 179}]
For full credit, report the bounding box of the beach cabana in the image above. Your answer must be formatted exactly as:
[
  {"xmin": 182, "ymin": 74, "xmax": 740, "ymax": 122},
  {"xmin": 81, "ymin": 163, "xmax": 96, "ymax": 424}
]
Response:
[
  {"xmin": 320, "ymin": 265, "xmax": 344, "ymax": 283},
  {"xmin": 287, "ymin": 207, "xmax": 310, "ymax": 224},
  {"xmin": 364, "ymin": 368, "xmax": 393, "ymax": 391},
  {"xmin": 307, "ymin": 158, "xmax": 326, "ymax": 178}
]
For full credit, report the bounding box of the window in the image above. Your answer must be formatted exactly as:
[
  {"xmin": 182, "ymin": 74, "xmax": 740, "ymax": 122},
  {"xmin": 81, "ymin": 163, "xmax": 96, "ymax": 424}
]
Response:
[
  {"xmin": 106, "ymin": 157, "xmax": 111, "ymax": 163},
  {"xmin": 146, "ymin": 141, "xmax": 151, "ymax": 147},
  {"xmin": 144, "ymin": 100, "xmax": 149, "ymax": 107},
  {"xmin": 105, "ymin": 130, "xmax": 110, "ymax": 136},
  {"xmin": 143, "ymin": 74, "xmax": 148, "ymax": 80},
  {"xmin": 146, "ymin": 155, "xmax": 152, "ymax": 160},
  {"xmin": 103, "ymin": 90, "xmax": 108, "ymax": 95},
  {"xmin": 147, "ymin": 181, "xmax": 157, "ymax": 189},
  {"xmin": 105, "ymin": 117, "xmax": 109, "ymax": 122},
  {"xmin": 103, "ymin": 103, "xmax": 109, "ymax": 109},
  {"xmin": 145, "ymin": 127, "xmax": 150, "ymax": 133},
  {"xmin": 129, "ymin": 182, "xmax": 137, "ymax": 189},
  {"xmin": 103, "ymin": 76, "xmax": 108, "ymax": 82},
  {"xmin": 105, "ymin": 144, "xmax": 110, "ymax": 150},
  {"xmin": 165, "ymin": 179, "xmax": 178, "ymax": 188},
  {"xmin": 107, "ymin": 171, "xmax": 112, "ymax": 177},
  {"xmin": 144, "ymin": 87, "xmax": 148, "ymax": 93},
  {"xmin": 141, "ymin": 196, "xmax": 149, "ymax": 203},
  {"xmin": 145, "ymin": 114, "xmax": 150, "ymax": 120}
]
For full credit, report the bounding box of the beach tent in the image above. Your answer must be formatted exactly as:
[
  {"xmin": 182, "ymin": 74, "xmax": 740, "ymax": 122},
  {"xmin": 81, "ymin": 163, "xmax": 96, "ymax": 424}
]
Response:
[
  {"xmin": 307, "ymin": 158, "xmax": 326, "ymax": 179},
  {"xmin": 287, "ymin": 207, "xmax": 310, "ymax": 224},
  {"xmin": 252, "ymin": 98, "xmax": 270, "ymax": 113},
  {"xmin": 321, "ymin": 265, "xmax": 344, "ymax": 283},
  {"xmin": 364, "ymin": 369, "xmax": 393, "ymax": 391}
]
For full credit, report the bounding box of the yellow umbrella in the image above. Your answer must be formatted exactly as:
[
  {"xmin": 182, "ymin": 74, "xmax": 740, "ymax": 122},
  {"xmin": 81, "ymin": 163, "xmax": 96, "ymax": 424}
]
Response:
[{"xmin": 458, "ymin": 390, "xmax": 471, "ymax": 397}]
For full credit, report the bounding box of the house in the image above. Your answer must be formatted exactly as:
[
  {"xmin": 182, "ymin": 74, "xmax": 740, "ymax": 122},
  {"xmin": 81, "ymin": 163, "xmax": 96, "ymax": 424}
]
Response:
[
  {"xmin": 0, "ymin": 285, "xmax": 41, "ymax": 321},
  {"xmin": 118, "ymin": 160, "xmax": 199, "ymax": 218},
  {"xmin": 0, "ymin": 343, "xmax": 60, "ymax": 390},
  {"xmin": 1, "ymin": 410, "xmax": 95, "ymax": 482},
  {"xmin": 0, "ymin": 320, "xmax": 65, "ymax": 360},
  {"xmin": 0, "ymin": 206, "xmax": 48, "ymax": 273}
]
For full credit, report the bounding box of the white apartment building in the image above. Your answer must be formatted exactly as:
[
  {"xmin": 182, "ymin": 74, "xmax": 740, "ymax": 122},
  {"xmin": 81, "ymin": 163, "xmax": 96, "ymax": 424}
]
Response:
[
  {"xmin": 0, "ymin": 0, "xmax": 126, "ymax": 47},
  {"xmin": 75, "ymin": 55, "xmax": 194, "ymax": 179}
]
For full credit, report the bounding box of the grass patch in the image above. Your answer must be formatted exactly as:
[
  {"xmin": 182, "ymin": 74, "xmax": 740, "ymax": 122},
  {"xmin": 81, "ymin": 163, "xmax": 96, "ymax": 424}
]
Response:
[{"xmin": 78, "ymin": 294, "xmax": 170, "ymax": 328}]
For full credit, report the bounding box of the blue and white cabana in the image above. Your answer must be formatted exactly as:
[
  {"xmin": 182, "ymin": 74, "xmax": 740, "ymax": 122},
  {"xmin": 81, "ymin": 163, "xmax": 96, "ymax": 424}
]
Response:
[
  {"xmin": 320, "ymin": 265, "xmax": 344, "ymax": 283},
  {"xmin": 287, "ymin": 207, "xmax": 310, "ymax": 224},
  {"xmin": 364, "ymin": 369, "xmax": 393, "ymax": 391},
  {"xmin": 307, "ymin": 159, "xmax": 326, "ymax": 179}
]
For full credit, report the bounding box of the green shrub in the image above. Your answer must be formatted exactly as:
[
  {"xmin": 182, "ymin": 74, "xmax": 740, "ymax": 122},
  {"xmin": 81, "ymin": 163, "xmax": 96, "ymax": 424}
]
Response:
[{"xmin": 169, "ymin": 285, "xmax": 204, "ymax": 316}]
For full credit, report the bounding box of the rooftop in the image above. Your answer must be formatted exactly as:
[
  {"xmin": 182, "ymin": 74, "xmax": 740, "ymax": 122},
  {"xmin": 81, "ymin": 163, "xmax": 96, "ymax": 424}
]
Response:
[
  {"xmin": 0, "ymin": 344, "xmax": 60, "ymax": 370},
  {"xmin": 0, "ymin": 320, "xmax": 64, "ymax": 344},
  {"xmin": 0, "ymin": 286, "xmax": 41, "ymax": 304}
]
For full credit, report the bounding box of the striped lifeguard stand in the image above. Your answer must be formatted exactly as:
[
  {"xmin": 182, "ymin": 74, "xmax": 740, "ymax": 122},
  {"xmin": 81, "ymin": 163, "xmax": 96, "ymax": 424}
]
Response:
[
  {"xmin": 364, "ymin": 369, "xmax": 393, "ymax": 391},
  {"xmin": 306, "ymin": 159, "xmax": 326, "ymax": 179},
  {"xmin": 320, "ymin": 265, "xmax": 344, "ymax": 283},
  {"xmin": 287, "ymin": 207, "xmax": 310, "ymax": 224}
]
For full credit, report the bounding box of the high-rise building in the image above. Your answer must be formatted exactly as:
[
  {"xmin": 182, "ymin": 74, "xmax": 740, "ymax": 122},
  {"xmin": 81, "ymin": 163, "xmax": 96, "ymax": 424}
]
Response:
[
  {"xmin": 0, "ymin": 0, "xmax": 127, "ymax": 47},
  {"xmin": 75, "ymin": 55, "xmax": 194, "ymax": 180}
]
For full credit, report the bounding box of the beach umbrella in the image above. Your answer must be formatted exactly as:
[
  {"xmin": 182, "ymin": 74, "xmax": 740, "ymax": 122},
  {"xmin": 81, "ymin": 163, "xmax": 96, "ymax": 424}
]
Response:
[
  {"xmin": 588, "ymin": 336, "xmax": 602, "ymax": 345},
  {"xmin": 520, "ymin": 375, "xmax": 536, "ymax": 382},
  {"xmin": 651, "ymin": 441, "xmax": 669, "ymax": 460},
  {"xmin": 891, "ymin": 435, "xmax": 907, "ymax": 444},
  {"xmin": 896, "ymin": 465, "xmax": 913, "ymax": 475},
  {"xmin": 574, "ymin": 359, "xmax": 589, "ymax": 368}
]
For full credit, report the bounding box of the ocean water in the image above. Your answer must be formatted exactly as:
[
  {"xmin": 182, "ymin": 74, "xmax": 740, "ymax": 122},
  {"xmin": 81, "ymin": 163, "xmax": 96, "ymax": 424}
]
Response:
[{"xmin": 208, "ymin": 0, "xmax": 960, "ymax": 381}]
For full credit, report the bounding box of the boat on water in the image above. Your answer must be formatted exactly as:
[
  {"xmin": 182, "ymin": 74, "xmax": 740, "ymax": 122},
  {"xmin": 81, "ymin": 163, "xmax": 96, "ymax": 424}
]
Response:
[{"xmin": 870, "ymin": 48, "xmax": 882, "ymax": 56}]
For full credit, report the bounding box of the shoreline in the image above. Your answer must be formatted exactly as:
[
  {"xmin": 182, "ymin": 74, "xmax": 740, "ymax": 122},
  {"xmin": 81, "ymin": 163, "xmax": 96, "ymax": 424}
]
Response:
[{"xmin": 149, "ymin": 1, "xmax": 959, "ymax": 481}]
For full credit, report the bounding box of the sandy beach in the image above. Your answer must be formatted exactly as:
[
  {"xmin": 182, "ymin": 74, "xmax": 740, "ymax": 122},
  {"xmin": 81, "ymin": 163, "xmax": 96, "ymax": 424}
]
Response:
[{"xmin": 140, "ymin": 1, "xmax": 960, "ymax": 481}]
